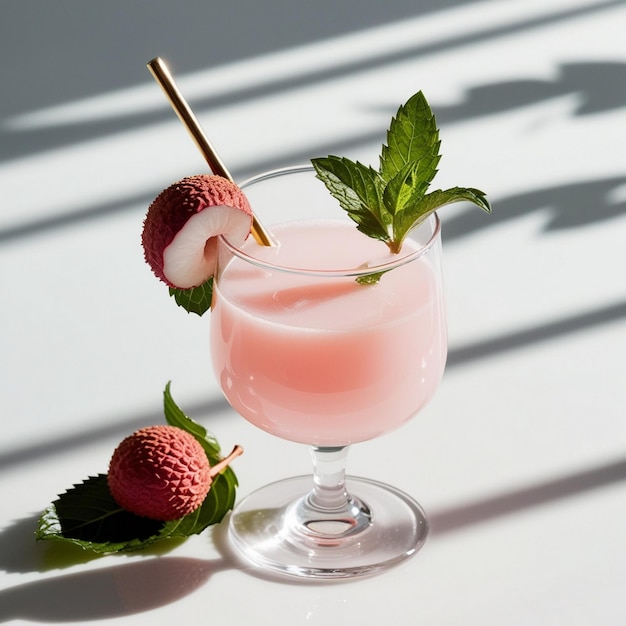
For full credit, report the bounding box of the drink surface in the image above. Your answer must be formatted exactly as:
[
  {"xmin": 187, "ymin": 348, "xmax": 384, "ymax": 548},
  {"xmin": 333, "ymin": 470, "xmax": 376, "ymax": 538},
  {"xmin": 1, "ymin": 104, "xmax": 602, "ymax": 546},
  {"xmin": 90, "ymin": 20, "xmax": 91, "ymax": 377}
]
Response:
[{"xmin": 210, "ymin": 219, "xmax": 447, "ymax": 445}]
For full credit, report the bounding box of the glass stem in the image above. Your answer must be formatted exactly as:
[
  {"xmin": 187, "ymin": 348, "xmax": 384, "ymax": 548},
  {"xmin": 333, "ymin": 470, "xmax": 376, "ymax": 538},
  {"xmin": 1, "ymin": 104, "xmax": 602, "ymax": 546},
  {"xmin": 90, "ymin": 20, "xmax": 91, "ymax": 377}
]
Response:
[
  {"xmin": 288, "ymin": 446, "xmax": 371, "ymax": 541},
  {"xmin": 307, "ymin": 446, "xmax": 351, "ymax": 512}
]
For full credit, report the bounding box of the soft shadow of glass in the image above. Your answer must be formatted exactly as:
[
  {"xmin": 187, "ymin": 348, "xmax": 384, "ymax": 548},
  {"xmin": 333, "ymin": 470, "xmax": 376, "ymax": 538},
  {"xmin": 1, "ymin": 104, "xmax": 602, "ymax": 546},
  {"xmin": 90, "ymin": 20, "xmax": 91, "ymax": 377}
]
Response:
[
  {"xmin": 0, "ymin": 555, "xmax": 225, "ymax": 622},
  {"xmin": 0, "ymin": 514, "xmax": 95, "ymax": 574}
]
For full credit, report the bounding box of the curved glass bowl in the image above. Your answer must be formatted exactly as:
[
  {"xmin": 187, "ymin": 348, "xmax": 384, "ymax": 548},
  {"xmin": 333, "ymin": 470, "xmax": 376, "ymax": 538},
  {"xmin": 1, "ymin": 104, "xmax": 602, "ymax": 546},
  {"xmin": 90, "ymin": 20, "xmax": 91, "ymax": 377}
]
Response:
[{"xmin": 210, "ymin": 165, "xmax": 447, "ymax": 578}]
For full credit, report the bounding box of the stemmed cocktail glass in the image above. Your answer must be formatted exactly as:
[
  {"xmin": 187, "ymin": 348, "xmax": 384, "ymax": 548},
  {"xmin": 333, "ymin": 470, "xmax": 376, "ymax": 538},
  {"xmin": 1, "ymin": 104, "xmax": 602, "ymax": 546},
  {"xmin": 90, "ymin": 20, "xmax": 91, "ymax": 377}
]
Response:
[{"xmin": 210, "ymin": 165, "xmax": 447, "ymax": 579}]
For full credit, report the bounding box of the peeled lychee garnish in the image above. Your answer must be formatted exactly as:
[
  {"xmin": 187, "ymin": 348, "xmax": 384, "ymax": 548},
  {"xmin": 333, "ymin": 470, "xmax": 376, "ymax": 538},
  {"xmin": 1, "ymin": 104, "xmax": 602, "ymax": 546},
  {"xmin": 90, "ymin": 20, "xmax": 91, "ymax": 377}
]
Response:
[{"xmin": 141, "ymin": 175, "xmax": 253, "ymax": 289}]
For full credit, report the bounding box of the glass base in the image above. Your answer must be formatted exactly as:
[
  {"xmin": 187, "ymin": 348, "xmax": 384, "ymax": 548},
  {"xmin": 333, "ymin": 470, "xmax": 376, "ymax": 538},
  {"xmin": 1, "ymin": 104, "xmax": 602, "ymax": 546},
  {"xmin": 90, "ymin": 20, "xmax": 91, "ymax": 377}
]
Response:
[{"xmin": 228, "ymin": 475, "xmax": 428, "ymax": 580}]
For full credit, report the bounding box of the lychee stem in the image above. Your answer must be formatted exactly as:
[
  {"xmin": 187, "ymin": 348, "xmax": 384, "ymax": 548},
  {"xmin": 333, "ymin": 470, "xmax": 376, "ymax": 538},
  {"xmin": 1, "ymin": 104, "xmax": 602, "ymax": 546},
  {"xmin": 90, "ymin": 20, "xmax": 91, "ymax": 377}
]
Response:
[{"xmin": 209, "ymin": 445, "xmax": 244, "ymax": 478}]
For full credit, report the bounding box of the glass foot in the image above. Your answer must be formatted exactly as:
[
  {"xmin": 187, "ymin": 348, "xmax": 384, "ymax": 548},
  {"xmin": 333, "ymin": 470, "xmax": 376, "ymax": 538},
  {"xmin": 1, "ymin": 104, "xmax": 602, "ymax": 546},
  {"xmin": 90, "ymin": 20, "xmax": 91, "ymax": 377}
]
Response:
[{"xmin": 228, "ymin": 475, "xmax": 428, "ymax": 579}]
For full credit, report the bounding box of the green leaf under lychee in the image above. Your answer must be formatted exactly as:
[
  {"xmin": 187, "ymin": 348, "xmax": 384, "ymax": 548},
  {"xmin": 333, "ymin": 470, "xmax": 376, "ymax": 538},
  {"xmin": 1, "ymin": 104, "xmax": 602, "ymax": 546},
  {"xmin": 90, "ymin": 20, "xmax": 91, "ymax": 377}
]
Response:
[
  {"xmin": 169, "ymin": 277, "xmax": 213, "ymax": 316},
  {"xmin": 36, "ymin": 383, "xmax": 239, "ymax": 553}
]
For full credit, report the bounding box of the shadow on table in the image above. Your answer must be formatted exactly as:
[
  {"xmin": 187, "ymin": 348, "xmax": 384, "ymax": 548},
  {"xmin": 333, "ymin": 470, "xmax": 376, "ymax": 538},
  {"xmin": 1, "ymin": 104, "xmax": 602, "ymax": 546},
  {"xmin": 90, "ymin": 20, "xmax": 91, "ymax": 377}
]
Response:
[
  {"xmin": 429, "ymin": 454, "xmax": 626, "ymax": 535},
  {"xmin": 442, "ymin": 175, "xmax": 626, "ymax": 241},
  {"xmin": 2, "ymin": 0, "xmax": 624, "ymax": 164},
  {"xmin": 0, "ymin": 555, "xmax": 226, "ymax": 622},
  {"xmin": 369, "ymin": 60, "xmax": 626, "ymax": 123},
  {"xmin": 2, "ymin": 453, "xmax": 626, "ymax": 608},
  {"xmin": 4, "ymin": 165, "xmax": 626, "ymax": 249},
  {"xmin": 3, "ymin": 70, "xmax": 626, "ymax": 246},
  {"xmin": 0, "ymin": 396, "xmax": 230, "ymax": 473},
  {"xmin": 0, "ymin": 513, "xmax": 235, "ymax": 622},
  {"xmin": 447, "ymin": 298, "xmax": 626, "ymax": 368},
  {"xmin": 441, "ymin": 173, "xmax": 626, "ymax": 365}
]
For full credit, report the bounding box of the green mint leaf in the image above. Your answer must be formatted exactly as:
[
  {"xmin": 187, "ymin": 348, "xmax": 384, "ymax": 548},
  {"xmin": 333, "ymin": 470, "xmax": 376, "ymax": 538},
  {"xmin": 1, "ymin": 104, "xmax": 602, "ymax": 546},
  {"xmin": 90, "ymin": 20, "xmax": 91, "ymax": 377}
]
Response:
[
  {"xmin": 169, "ymin": 277, "xmax": 213, "ymax": 316},
  {"xmin": 383, "ymin": 160, "xmax": 431, "ymax": 218},
  {"xmin": 392, "ymin": 186, "xmax": 491, "ymax": 247},
  {"xmin": 380, "ymin": 90, "xmax": 441, "ymax": 184},
  {"xmin": 37, "ymin": 383, "xmax": 239, "ymax": 552},
  {"xmin": 311, "ymin": 156, "xmax": 391, "ymax": 243},
  {"xmin": 356, "ymin": 270, "xmax": 388, "ymax": 285},
  {"xmin": 312, "ymin": 90, "xmax": 490, "ymax": 259}
]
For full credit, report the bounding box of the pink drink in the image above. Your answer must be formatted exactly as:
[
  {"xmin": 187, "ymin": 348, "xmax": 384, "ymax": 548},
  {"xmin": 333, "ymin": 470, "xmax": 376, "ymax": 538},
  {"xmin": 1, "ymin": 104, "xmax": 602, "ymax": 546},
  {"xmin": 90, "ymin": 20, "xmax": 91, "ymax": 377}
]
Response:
[{"xmin": 210, "ymin": 219, "xmax": 447, "ymax": 446}]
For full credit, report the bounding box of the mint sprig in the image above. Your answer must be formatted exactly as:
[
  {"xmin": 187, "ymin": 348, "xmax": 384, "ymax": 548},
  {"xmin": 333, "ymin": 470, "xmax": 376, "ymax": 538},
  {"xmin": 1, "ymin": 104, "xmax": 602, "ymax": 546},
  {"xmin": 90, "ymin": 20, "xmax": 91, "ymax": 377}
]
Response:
[
  {"xmin": 312, "ymin": 90, "xmax": 490, "ymax": 255},
  {"xmin": 36, "ymin": 383, "xmax": 239, "ymax": 553}
]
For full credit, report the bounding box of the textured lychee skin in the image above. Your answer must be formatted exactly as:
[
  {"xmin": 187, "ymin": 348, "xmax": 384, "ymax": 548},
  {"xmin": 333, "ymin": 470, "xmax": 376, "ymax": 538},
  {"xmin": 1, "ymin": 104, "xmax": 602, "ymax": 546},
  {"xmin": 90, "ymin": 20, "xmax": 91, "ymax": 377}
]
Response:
[
  {"xmin": 141, "ymin": 174, "xmax": 252, "ymax": 287},
  {"xmin": 107, "ymin": 425, "xmax": 211, "ymax": 521}
]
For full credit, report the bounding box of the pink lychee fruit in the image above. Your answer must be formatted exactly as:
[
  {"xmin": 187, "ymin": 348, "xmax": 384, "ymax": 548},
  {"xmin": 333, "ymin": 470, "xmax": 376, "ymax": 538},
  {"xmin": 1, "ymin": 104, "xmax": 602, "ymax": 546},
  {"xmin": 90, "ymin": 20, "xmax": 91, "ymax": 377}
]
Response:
[
  {"xmin": 107, "ymin": 425, "xmax": 243, "ymax": 521},
  {"xmin": 141, "ymin": 174, "xmax": 253, "ymax": 289}
]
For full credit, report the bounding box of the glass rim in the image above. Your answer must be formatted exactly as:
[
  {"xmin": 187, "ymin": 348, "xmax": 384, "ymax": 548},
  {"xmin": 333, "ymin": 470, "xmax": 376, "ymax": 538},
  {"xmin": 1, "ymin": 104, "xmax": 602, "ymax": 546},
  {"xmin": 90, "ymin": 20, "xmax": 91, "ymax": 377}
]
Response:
[{"xmin": 220, "ymin": 165, "xmax": 442, "ymax": 278}]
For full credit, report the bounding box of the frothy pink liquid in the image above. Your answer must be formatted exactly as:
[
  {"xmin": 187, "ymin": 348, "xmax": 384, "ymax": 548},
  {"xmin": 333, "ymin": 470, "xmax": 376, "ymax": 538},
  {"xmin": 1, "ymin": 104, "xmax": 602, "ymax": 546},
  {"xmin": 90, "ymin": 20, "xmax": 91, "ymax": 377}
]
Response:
[{"xmin": 210, "ymin": 220, "xmax": 447, "ymax": 446}]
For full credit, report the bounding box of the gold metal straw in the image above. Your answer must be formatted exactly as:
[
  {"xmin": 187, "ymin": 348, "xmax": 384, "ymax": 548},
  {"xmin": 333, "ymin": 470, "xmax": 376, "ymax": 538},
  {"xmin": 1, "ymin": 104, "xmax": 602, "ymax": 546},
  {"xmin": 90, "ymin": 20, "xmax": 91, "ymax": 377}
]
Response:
[{"xmin": 147, "ymin": 56, "xmax": 275, "ymax": 247}]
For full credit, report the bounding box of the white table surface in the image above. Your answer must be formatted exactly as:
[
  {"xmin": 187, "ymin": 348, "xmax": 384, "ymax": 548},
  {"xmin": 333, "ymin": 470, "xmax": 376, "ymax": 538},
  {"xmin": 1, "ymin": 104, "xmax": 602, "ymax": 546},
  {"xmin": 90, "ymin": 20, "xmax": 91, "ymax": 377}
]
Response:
[{"xmin": 2, "ymin": 0, "xmax": 626, "ymax": 623}]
